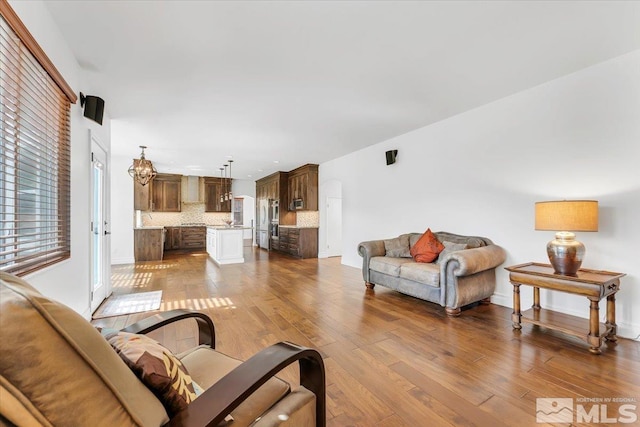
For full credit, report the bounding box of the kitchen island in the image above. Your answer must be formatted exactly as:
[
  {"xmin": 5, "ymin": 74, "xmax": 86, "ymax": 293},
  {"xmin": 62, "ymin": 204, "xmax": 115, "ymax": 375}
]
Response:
[{"xmin": 206, "ymin": 226, "xmax": 252, "ymax": 265}]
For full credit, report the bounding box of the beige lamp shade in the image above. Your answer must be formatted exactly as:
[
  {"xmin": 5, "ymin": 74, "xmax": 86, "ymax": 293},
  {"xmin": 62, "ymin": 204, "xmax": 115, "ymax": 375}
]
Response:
[
  {"xmin": 535, "ymin": 200, "xmax": 598, "ymax": 275},
  {"xmin": 535, "ymin": 200, "xmax": 598, "ymax": 232}
]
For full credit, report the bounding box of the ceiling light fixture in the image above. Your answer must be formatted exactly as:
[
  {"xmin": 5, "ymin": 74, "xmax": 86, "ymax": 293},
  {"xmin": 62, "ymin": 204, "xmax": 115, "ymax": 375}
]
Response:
[
  {"xmin": 223, "ymin": 164, "xmax": 229, "ymax": 201},
  {"xmin": 128, "ymin": 146, "xmax": 157, "ymax": 186},
  {"xmin": 219, "ymin": 167, "xmax": 225, "ymax": 203},
  {"xmin": 227, "ymin": 159, "xmax": 233, "ymax": 201}
]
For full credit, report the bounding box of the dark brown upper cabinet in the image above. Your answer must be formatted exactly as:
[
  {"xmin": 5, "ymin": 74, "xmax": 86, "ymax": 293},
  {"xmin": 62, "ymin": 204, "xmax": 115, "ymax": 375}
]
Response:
[
  {"xmin": 151, "ymin": 173, "xmax": 182, "ymax": 212},
  {"xmin": 287, "ymin": 164, "xmax": 318, "ymax": 211},
  {"xmin": 204, "ymin": 177, "xmax": 231, "ymax": 212}
]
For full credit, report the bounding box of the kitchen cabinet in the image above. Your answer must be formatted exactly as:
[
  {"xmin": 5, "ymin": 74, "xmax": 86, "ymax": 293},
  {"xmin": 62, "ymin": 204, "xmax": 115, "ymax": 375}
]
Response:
[
  {"xmin": 181, "ymin": 226, "xmax": 206, "ymax": 249},
  {"xmin": 287, "ymin": 164, "xmax": 318, "ymax": 211},
  {"xmin": 255, "ymin": 172, "xmax": 295, "ymax": 226},
  {"xmin": 133, "ymin": 180, "xmax": 151, "ymax": 211},
  {"xmin": 270, "ymin": 237, "xmax": 279, "ymax": 251},
  {"xmin": 278, "ymin": 227, "xmax": 318, "ymax": 259},
  {"xmin": 207, "ymin": 227, "xmax": 245, "ymax": 264},
  {"xmin": 256, "ymin": 172, "xmax": 280, "ymax": 201},
  {"xmin": 164, "ymin": 226, "xmax": 205, "ymax": 250},
  {"xmin": 134, "ymin": 227, "xmax": 164, "ymax": 261},
  {"xmin": 204, "ymin": 177, "xmax": 231, "ymax": 212},
  {"xmin": 151, "ymin": 174, "xmax": 182, "ymax": 212},
  {"xmin": 164, "ymin": 227, "xmax": 181, "ymax": 250}
]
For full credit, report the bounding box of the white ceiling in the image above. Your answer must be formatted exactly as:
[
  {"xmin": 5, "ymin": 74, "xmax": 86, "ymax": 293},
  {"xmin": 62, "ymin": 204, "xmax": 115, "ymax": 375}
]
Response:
[{"xmin": 44, "ymin": 1, "xmax": 640, "ymax": 180}]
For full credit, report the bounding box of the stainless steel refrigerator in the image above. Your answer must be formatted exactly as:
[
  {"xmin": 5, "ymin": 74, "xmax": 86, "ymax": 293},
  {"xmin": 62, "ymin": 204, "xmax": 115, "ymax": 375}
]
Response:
[{"xmin": 257, "ymin": 198, "xmax": 271, "ymax": 249}]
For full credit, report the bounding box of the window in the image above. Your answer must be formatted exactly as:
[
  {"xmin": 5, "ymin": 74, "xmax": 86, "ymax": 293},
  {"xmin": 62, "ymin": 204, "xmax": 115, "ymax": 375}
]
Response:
[
  {"xmin": 233, "ymin": 197, "xmax": 243, "ymax": 225},
  {"xmin": 0, "ymin": 5, "xmax": 74, "ymax": 276}
]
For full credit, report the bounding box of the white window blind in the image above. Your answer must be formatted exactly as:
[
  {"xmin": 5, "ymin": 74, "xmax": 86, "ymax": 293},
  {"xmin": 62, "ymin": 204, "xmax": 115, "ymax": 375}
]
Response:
[{"xmin": 0, "ymin": 13, "xmax": 71, "ymax": 275}]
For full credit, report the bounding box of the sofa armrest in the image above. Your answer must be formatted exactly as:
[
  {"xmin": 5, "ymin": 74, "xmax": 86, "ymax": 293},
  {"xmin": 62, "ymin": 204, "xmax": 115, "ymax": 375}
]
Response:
[
  {"xmin": 357, "ymin": 240, "xmax": 386, "ymax": 282},
  {"xmin": 443, "ymin": 244, "xmax": 506, "ymax": 277}
]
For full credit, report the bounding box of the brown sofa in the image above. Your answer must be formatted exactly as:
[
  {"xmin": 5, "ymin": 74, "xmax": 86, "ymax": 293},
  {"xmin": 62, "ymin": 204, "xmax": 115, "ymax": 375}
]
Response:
[
  {"xmin": 0, "ymin": 271, "xmax": 325, "ymax": 426},
  {"xmin": 358, "ymin": 231, "xmax": 506, "ymax": 316}
]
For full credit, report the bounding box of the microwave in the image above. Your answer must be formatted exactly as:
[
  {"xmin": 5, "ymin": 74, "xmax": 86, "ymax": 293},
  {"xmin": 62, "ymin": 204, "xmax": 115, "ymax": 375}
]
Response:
[{"xmin": 292, "ymin": 198, "xmax": 304, "ymax": 210}]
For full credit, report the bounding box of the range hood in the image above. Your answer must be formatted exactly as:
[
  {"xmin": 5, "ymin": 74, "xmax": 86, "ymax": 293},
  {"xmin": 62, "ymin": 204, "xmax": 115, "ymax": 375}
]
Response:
[{"xmin": 183, "ymin": 175, "xmax": 202, "ymax": 202}]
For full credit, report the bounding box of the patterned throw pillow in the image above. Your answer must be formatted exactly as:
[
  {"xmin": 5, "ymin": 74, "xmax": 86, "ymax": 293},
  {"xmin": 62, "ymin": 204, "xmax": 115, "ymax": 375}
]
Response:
[
  {"xmin": 102, "ymin": 330, "xmax": 198, "ymax": 417},
  {"xmin": 410, "ymin": 228, "xmax": 445, "ymax": 263}
]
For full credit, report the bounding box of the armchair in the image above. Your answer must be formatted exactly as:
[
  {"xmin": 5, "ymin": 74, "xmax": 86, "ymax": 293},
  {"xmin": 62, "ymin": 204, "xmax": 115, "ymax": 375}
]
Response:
[{"xmin": 0, "ymin": 272, "xmax": 325, "ymax": 427}]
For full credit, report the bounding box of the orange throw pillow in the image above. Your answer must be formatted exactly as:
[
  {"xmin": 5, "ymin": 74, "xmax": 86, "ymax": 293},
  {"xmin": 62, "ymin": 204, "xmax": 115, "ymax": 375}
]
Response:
[{"xmin": 410, "ymin": 229, "xmax": 445, "ymax": 263}]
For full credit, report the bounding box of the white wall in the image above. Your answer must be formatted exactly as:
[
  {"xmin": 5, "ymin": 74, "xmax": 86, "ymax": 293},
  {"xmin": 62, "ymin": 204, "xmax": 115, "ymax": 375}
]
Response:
[
  {"xmin": 320, "ymin": 50, "xmax": 640, "ymax": 339},
  {"xmin": 233, "ymin": 178, "xmax": 256, "ymax": 199},
  {"xmin": 318, "ymin": 179, "xmax": 343, "ymax": 258},
  {"xmin": 9, "ymin": 1, "xmax": 112, "ymax": 318},
  {"xmin": 110, "ymin": 155, "xmax": 135, "ymax": 264}
]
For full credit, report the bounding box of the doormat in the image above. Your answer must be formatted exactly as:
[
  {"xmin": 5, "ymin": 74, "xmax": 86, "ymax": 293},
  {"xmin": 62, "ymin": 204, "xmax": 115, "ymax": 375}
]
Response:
[{"xmin": 92, "ymin": 291, "xmax": 162, "ymax": 319}]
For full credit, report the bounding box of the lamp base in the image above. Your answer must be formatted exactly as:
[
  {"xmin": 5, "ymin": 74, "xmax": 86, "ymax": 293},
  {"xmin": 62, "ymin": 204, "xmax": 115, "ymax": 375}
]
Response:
[{"xmin": 547, "ymin": 232, "xmax": 585, "ymax": 276}]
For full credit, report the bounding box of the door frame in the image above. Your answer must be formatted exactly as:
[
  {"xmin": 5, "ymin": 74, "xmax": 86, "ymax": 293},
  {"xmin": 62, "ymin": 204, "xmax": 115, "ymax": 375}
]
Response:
[{"xmin": 89, "ymin": 131, "xmax": 111, "ymax": 312}]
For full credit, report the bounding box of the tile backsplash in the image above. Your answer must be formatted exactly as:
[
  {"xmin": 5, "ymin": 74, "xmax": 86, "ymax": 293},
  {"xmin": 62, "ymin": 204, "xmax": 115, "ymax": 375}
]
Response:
[
  {"xmin": 297, "ymin": 211, "xmax": 319, "ymax": 228},
  {"xmin": 141, "ymin": 203, "xmax": 231, "ymax": 226},
  {"xmin": 140, "ymin": 203, "xmax": 319, "ymax": 228}
]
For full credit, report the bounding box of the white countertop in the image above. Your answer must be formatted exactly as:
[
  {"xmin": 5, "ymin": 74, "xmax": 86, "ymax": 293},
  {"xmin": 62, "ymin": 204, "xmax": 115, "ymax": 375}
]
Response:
[
  {"xmin": 134, "ymin": 226, "xmax": 165, "ymax": 230},
  {"xmin": 207, "ymin": 226, "xmax": 253, "ymax": 230}
]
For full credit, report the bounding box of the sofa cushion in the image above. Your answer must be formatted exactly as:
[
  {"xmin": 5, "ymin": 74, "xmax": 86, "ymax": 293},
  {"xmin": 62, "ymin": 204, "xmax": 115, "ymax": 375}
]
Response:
[
  {"xmin": 410, "ymin": 229, "xmax": 444, "ymax": 263},
  {"xmin": 370, "ymin": 256, "xmax": 414, "ymax": 277},
  {"xmin": 384, "ymin": 234, "xmax": 411, "ymax": 257},
  {"xmin": 409, "ymin": 233, "xmax": 421, "ymax": 249},
  {"xmin": 434, "ymin": 232, "xmax": 487, "ymax": 249},
  {"xmin": 399, "ymin": 263, "xmax": 440, "ymax": 287},
  {"xmin": 103, "ymin": 331, "xmax": 198, "ymax": 417},
  {"xmin": 436, "ymin": 241, "xmax": 468, "ymax": 265}
]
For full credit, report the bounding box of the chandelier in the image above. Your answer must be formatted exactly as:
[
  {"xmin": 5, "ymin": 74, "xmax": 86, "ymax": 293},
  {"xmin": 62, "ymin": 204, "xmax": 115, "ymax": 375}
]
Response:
[{"xmin": 128, "ymin": 146, "xmax": 157, "ymax": 186}]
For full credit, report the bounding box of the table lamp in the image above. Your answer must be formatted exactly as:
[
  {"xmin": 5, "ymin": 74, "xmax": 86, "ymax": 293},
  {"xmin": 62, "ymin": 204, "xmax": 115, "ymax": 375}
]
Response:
[{"xmin": 535, "ymin": 200, "xmax": 598, "ymax": 276}]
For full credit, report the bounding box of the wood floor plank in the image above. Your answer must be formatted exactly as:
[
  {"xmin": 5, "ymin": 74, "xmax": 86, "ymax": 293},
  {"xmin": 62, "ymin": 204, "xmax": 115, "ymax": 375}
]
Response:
[
  {"xmin": 94, "ymin": 249, "xmax": 640, "ymax": 426},
  {"xmin": 477, "ymin": 395, "xmax": 543, "ymax": 427},
  {"xmin": 323, "ymin": 357, "xmax": 395, "ymax": 424}
]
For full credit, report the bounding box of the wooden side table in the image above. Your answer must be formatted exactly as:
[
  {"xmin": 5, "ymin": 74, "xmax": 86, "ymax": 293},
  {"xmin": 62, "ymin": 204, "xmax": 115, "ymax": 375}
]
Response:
[{"xmin": 505, "ymin": 262, "xmax": 625, "ymax": 355}]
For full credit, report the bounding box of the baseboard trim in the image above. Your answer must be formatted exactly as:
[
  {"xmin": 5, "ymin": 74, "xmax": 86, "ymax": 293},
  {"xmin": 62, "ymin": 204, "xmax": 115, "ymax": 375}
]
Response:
[
  {"xmin": 489, "ymin": 292, "xmax": 511, "ymax": 308},
  {"xmin": 111, "ymin": 256, "xmax": 134, "ymax": 265},
  {"xmin": 317, "ymin": 250, "xmax": 329, "ymax": 259},
  {"xmin": 618, "ymin": 323, "xmax": 640, "ymax": 341}
]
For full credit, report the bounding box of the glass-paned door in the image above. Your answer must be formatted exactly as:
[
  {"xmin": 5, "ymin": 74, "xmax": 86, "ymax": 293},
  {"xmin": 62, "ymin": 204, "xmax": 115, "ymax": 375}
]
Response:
[{"xmin": 90, "ymin": 138, "xmax": 108, "ymax": 312}]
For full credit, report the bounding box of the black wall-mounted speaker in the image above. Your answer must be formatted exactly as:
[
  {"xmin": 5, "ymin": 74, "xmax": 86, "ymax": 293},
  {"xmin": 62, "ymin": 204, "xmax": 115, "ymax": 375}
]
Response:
[
  {"xmin": 80, "ymin": 92, "xmax": 105, "ymax": 125},
  {"xmin": 385, "ymin": 149, "xmax": 398, "ymax": 165}
]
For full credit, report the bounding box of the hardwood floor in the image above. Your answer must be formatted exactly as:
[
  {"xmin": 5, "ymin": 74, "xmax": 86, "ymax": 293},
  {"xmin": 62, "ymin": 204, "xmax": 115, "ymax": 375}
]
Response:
[{"xmin": 94, "ymin": 248, "xmax": 640, "ymax": 426}]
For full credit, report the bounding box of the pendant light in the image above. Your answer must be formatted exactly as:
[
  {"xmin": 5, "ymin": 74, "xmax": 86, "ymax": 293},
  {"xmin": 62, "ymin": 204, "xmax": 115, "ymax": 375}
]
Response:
[
  {"xmin": 219, "ymin": 167, "xmax": 225, "ymax": 203},
  {"xmin": 227, "ymin": 159, "xmax": 233, "ymax": 200},
  {"xmin": 128, "ymin": 146, "xmax": 157, "ymax": 186},
  {"xmin": 223, "ymin": 164, "xmax": 229, "ymax": 201}
]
